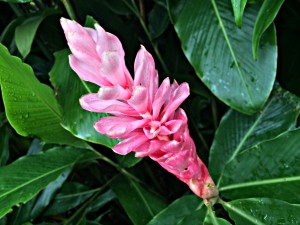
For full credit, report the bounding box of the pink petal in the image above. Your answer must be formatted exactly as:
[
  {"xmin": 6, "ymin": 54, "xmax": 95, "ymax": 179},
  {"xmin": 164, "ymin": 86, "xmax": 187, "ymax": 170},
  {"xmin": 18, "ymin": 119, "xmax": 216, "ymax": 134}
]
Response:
[
  {"xmin": 127, "ymin": 86, "xmax": 149, "ymax": 114},
  {"xmin": 80, "ymin": 94, "xmax": 139, "ymax": 116},
  {"xmin": 95, "ymin": 24, "xmax": 133, "ymax": 88},
  {"xmin": 97, "ymin": 85, "xmax": 131, "ymax": 100},
  {"xmin": 135, "ymin": 140, "xmax": 166, "ymax": 157},
  {"xmin": 160, "ymin": 83, "xmax": 190, "ymax": 123},
  {"xmin": 84, "ymin": 27, "xmax": 97, "ymax": 42},
  {"xmin": 95, "ymin": 24, "xmax": 124, "ymax": 57},
  {"xmin": 69, "ymin": 55, "xmax": 111, "ymax": 87},
  {"xmin": 159, "ymin": 120, "xmax": 183, "ymax": 136},
  {"xmin": 152, "ymin": 78, "xmax": 171, "ymax": 120},
  {"xmin": 113, "ymin": 132, "xmax": 149, "ymax": 155},
  {"xmin": 60, "ymin": 18, "xmax": 98, "ymax": 60},
  {"xmin": 94, "ymin": 116, "xmax": 148, "ymax": 138},
  {"xmin": 134, "ymin": 46, "xmax": 158, "ymax": 105}
]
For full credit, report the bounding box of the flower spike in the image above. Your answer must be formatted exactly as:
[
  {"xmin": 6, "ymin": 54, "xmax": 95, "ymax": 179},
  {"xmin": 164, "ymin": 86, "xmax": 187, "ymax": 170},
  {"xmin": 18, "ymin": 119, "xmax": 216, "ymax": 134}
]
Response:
[{"xmin": 61, "ymin": 18, "xmax": 218, "ymax": 203}]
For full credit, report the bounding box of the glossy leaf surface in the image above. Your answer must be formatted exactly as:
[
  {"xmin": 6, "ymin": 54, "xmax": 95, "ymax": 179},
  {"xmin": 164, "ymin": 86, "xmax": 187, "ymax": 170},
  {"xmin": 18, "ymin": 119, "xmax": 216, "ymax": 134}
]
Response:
[
  {"xmin": 252, "ymin": 0, "xmax": 285, "ymax": 59},
  {"xmin": 168, "ymin": 0, "xmax": 277, "ymax": 114},
  {"xmin": 209, "ymin": 89, "xmax": 300, "ymax": 181},
  {"xmin": 0, "ymin": 44, "xmax": 86, "ymax": 147},
  {"xmin": 0, "ymin": 147, "xmax": 87, "ymax": 218},
  {"xmin": 219, "ymin": 128, "xmax": 300, "ymax": 203},
  {"xmin": 222, "ymin": 198, "xmax": 300, "ymax": 225},
  {"xmin": 231, "ymin": 0, "xmax": 247, "ymax": 27},
  {"xmin": 147, "ymin": 195, "xmax": 204, "ymax": 225},
  {"xmin": 15, "ymin": 8, "xmax": 60, "ymax": 58}
]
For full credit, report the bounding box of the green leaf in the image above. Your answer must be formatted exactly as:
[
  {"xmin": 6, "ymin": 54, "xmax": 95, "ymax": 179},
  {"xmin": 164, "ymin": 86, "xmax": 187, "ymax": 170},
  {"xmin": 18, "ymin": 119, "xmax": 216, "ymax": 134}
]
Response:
[
  {"xmin": 44, "ymin": 182, "xmax": 93, "ymax": 216},
  {"xmin": 168, "ymin": 0, "xmax": 277, "ymax": 114},
  {"xmin": 87, "ymin": 189, "xmax": 116, "ymax": 213},
  {"xmin": 115, "ymin": 153, "xmax": 142, "ymax": 168},
  {"xmin": 148, "ymin": 3, "xmax": 169, "ymax": 39},
  {"xmin": 0, "ymin": 147, "xmax": 88, "ymax": 218},
  {"xmin": 30, "ymin": 169, "xmax": 71, "ymax": 219},
  {"xmin": 252, "ymin": 0, "xmax": 285, "ymax": 60},
  {"xmin": 110, "ymin": 174, "xmax": 167, "ymax": 225},
  {"xmin": 147, "ymin": 195, "xmax": 205, "ymax": 225},
  {"xmin": 102, "ymin": 0, "xmax": 131, "ymax": 15},
  {"xmin": 15, "ymin": 8, "xmax": 60, "ymax": 58},
  {"xmin": 0, "ymin": 16, "xmax": 25, "ymax": 51},
  {"xmin": 209, "ymin": 88, "xmax": 300, "ymax": 182},
  {"xmin": 219, "ymin": 128, "xmax": 300, "ymax": 203},
  {"xmin": 222, "ymin": 198, "xmax": 300, "ymax": 225},
  {"xmin": 0, "ymin": 43, "xmax": 86, "ymax": 147},
  {"xmin": 231, "ymin": 0, "xmax": 247, "ymax": 27},
  {"xmin": 49, "ymin": 49, "xmax": 118, "ymax": 148},
  {"xmin": 205, "ymin": 207, "xmax": 232, "ymax": 225}
]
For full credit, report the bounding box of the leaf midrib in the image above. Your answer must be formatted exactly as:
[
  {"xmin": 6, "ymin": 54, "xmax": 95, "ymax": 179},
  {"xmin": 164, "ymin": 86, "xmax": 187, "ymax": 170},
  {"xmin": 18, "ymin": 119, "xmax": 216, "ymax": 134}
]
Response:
[
  {"xmin": 223, "ymin": 201, "xmax": 265, "ymax": 225},
  {"xmin": 211, "ymin": 0, "xmax": 253, "ymax": 105},
  {"xmin": 129, "ymin": 177, "xmax": 154, "ymax": 217},
  {"xmin": 0, "ymin": 162, "xmax": 75, "ymax": 199},
  {"xmin": 219, "ymin": 176, "xmax": 300, "ymax": 191},
  {"xmin": 217, "ymin": 97, "xmax": 275, "ymax": 186}
]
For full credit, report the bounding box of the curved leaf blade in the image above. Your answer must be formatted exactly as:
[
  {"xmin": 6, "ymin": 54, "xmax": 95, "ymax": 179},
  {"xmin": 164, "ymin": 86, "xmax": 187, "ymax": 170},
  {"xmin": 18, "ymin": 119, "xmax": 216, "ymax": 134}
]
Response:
[
  {"xmin": 168, "ymin": 0, "xmax": 277, "ymax": 114},
  {"xmin": 222, "ymin": 198, "xmax": 300, "ymax": 225},
  {"xmin": 219, "ymin": 128, "xmax": 300, "ymax": 203},
  {"xmin": 110, "ymin": 174, "xmax": 167, "ymax": 225},
  {"xmin": 209, "ymin": 88, "xmax": 300, "ymax": 182},
  {"xmin": 15, "ymin": 8, "xmax": 60, "ymax": 58},
  {"xmin": 231, "ymin": 0, "xmax": 247, "ymax": 27},
  {"xmin": 0, "ymin": 44, "xmax": 86, "ymax": 147},
  {"xmin": 252, "ymin": 0, "xmax": 285, "ymax": 59},
  {"xmin": 147, "ymin": 195, "xmax": 204, "ymax": 225},
  {"xmin": 0, "ymin": 147, "xmax": 88, "ymax": 218}
]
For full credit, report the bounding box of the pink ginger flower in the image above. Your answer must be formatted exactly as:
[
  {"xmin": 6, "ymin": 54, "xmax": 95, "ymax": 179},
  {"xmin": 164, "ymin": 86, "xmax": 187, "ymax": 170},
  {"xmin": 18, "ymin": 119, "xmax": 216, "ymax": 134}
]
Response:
[{"xmin": 61, "ymin": 18, "xmax": 218, "ymax": 201}]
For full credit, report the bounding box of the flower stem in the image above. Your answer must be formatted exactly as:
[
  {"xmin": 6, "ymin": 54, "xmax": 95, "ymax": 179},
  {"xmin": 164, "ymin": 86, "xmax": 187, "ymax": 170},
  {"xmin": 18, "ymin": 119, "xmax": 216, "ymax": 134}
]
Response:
[
  {"xmin": 88, "ymin": 148, "xmax": 143, "ymax": 184},
  {"xmin": 60, "ymin": 0, "xmax": 77, "ymax": 20},
  {"xmin": 207, "ymin": 205, "xmax": 219, "ymax": 225},
  {"xmin": 123, "ymin": 0, "xmax": 169, "ymax": 74}
]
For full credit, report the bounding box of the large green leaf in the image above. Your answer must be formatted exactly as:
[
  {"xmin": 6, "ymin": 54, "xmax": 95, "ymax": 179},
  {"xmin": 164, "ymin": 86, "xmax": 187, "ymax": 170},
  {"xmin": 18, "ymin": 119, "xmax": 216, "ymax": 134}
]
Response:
[
  {"xmin": 168, "ymin": 0, "xmax": 277, "ymax": 114},
  {"xmin": 147, "ymin": 195, "xmax": 204, "ymax": 225},
  {"xmin": 252, "ymin": 0, "xmax": 285, "ymax": 59},
  {"xmin": 109, "ymin": 174, "xmax": 167, "ymax": 225},
  {"xmin": 231, "ymin": 0, "xmax": 247, "ymax": 27},
  {"xmin": 29, "ymin": 169, "xmax": 71, "ymax": 219},
  {"xmin": 43, "ymin": 182, "xmax": 93, "ymax": 216},
  {"xmin": 209, "ymin": 88, "xmax": 300, "ymax": 181},
  {"xmin": 15, "ymin": 8, "xmax": 60, "ymax": 58},
  {"xmin": 222, "ymin": 198, "xmax": 300, "ymax": 225},
  {"xmin": 0, "ymin": 44, "xmax": 86, "ymax": 147},
  {"xmin": 0, "ymin": 147, "xmax": 88, "ymax": 218},
  {"xmin": 219, "ymin": 128, "xmax": 300, "ymax": 203},
  {"xmin": 49, "ymin": 49, "xmax": 118, "ymax": 148}
]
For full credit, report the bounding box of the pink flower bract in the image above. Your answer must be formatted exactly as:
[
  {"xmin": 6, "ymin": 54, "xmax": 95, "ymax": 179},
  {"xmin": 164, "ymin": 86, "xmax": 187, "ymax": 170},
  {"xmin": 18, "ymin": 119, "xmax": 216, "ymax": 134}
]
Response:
[{"xmin": 61, "ymin": 18, "xmax": 218, "ymax": 201}]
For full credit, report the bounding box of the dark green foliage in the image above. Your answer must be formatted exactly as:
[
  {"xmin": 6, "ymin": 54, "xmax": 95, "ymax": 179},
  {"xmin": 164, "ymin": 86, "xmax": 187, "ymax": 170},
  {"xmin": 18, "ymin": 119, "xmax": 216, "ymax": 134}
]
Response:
[{"xmin": 0, "ymin": 0, "xmax": 299, "ymax": 224}]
